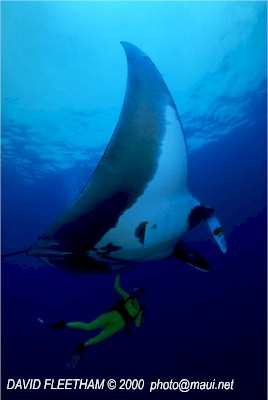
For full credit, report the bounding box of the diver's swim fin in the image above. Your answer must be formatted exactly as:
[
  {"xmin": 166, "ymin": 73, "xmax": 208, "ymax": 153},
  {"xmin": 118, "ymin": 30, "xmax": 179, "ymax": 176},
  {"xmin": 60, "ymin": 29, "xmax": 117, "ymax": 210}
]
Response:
[
  {"xmin": 37, "ymin": 317, "xmax": 67, "ymax": 330},
  {"xmin": 172, "ymin": 240, "xmax": 210, "ymax": 272}
]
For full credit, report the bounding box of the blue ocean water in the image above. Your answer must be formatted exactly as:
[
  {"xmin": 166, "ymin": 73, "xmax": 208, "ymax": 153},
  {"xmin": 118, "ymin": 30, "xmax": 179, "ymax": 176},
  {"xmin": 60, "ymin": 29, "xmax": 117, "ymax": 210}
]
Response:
[{"xmin": 1, "ymin": 2, "xmax": 267, "ymax": 400}]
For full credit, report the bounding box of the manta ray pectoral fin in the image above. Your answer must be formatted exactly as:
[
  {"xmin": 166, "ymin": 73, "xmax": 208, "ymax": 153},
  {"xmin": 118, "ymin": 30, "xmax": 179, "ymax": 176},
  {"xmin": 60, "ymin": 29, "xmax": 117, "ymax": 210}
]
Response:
[
  {"xmin": 206, "ymin": 215, "xmax": 227, "ymax": 254},
  {"xmin": 188, "ymin": 205, "xmax": 215, "ymax": 230},
  {"xmin": 172, "ymin": 240, "xmax": 210, "ymax": 272}
]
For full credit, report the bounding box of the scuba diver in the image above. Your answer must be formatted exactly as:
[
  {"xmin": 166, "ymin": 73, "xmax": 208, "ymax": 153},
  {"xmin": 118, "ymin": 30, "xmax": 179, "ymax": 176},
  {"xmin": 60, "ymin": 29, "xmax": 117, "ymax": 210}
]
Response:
[{"xmin": 39, "ymin": 275, "xmax": 145, "ymax": 368}]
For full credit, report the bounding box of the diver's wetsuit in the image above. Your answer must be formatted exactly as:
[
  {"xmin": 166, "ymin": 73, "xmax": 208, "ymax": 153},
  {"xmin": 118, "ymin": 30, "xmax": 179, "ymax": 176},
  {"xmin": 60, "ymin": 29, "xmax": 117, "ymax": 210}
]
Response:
[
  {"xmin": 65, "ymin": 296, "xmax": 144, "ymax": 341},
  {"xmin": 108, "ymin": 297, "xmax": 144, "ymax": 329},
  {"xmin": 51, "ymin": 276, "xmax": 146, "ymax": 369}
]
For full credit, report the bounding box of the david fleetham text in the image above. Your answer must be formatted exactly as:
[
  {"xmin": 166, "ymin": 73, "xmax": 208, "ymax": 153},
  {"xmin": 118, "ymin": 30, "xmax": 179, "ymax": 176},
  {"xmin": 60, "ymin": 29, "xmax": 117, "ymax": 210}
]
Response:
[{"xmin": 7, "ymin": 379, "xmax": 106, "ymax": 390}]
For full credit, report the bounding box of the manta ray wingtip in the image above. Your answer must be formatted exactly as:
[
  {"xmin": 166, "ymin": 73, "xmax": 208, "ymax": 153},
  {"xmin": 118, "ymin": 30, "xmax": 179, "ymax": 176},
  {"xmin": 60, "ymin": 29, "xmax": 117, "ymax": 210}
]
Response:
[
  {"xmin": 120, "ymin": 40, "xmax": 132, "ymax": 48},
  {"xmin": 120, "ymin": 41, "xmax": 131, "ymax": 57},
  {"xmin": 120, "ymin": 41, "xmax": 145, "ymax": 58}
]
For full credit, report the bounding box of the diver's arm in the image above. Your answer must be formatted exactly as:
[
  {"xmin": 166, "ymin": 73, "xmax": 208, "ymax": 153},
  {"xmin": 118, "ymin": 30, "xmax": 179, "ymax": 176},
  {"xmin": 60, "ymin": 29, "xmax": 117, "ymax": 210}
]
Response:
[
  {"xmin": 134, "ymin": 311, "xmax": 143, "ymax": 328},
  {"xmin": 114, "ymin": 274, "xmax": 130, "ymax": 300}
]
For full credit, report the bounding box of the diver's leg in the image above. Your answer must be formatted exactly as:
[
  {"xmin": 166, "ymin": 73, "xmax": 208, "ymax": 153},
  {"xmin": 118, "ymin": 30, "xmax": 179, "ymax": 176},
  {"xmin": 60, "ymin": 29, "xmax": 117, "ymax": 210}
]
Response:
[
  {"xmin": 68, "ymin": 325, "xmax": 123, "ymax": 370},
  {"xmin": 69, "ymin": 312, "xmax": 125, "ymax": 365},
  {"xmin": 84, "ymin": 324, "xmax": 123, "ymax": 347},
  {"xmin": 67, "ymin": 313, "xmax": 110, "ymax": 331},
  {"xmin": 69, "ymin": 326, "xmax": 122, "ymax": 369}
]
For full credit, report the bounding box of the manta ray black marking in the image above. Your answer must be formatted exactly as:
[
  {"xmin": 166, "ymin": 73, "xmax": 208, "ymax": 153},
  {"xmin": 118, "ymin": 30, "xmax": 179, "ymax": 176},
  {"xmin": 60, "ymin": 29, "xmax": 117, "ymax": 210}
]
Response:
[{"xmin": 24, "ymin": 42, "xmax": 226, "ymax": 273}]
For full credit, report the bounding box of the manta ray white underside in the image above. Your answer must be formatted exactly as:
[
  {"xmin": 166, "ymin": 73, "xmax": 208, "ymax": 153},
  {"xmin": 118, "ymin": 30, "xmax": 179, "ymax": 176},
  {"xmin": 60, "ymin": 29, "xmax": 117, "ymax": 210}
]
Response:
[{"xmin": 27, "ymin": 42, "xmax": 226, "ymax": 273}]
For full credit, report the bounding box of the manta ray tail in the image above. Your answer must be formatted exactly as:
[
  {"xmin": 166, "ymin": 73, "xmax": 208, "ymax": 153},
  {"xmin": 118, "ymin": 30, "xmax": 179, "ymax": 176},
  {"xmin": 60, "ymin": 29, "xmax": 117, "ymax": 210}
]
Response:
[{"xmin": 1, "ymin": 247, "xmax": 31, "ymax": 259}]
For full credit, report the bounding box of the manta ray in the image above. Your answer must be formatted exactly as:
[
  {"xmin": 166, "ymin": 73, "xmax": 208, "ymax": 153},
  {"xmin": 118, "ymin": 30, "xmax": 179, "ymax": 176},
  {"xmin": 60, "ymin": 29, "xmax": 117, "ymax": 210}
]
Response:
[{"xmin": 7, "ymin": 42, "xmax": 227, "ymax": 273}]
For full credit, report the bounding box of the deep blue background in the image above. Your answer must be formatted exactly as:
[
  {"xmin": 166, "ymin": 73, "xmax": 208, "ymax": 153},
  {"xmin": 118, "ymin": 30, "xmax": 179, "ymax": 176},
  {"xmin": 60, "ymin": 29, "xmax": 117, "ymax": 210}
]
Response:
[
  {"xmin": 1, "ymin": 2, "xmax": 267, "ymax": 399},
  {"xmin": 2, "ymin": 87, "xmax": 267, "ymax": 400}
]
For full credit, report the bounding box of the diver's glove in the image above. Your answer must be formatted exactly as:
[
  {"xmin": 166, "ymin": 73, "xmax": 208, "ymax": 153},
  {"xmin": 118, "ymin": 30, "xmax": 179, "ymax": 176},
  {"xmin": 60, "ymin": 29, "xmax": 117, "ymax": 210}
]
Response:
[{"xmin": 75, "ymin": 342, "xmax": 86, "ymax": 356}]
